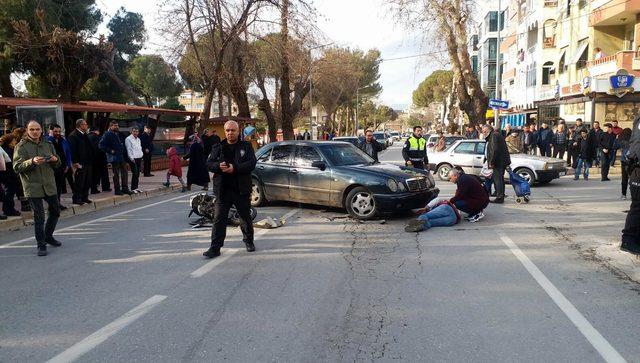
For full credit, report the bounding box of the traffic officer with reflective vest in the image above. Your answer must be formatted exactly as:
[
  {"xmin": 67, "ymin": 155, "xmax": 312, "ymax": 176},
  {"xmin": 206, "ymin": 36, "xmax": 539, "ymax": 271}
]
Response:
[{"xmin": 402, "ymin": 125, "xmax": 428, "ymax": 169}]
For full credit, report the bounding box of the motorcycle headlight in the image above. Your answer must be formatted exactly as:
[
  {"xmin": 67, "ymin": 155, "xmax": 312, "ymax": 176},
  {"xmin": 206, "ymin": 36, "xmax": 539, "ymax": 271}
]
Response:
[{"xmin": 387, "ymin": 178, "xmax": 399, "ymax": 192}]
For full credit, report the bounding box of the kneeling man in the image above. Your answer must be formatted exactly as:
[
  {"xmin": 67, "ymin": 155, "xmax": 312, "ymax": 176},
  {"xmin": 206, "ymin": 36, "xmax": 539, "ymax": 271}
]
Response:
[{"xmin": 448, "ymin": 168, "xmax": 489, "ymax": 222}]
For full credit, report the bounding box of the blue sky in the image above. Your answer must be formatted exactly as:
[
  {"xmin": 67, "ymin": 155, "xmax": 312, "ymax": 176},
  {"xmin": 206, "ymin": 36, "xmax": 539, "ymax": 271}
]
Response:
[{"xmin": 97, "ymin": 0, "xmax": 435, "ymax": 110}]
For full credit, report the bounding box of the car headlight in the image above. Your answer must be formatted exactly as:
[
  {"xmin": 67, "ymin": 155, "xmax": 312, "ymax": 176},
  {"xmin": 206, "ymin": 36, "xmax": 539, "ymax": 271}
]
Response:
[
  {"xmin": 398, "ymin": 181, "xmax": 407, "ymax": 192},
  {"xmin": 387, "ymin": 178, "xmax": 399, "ymax": 192}
]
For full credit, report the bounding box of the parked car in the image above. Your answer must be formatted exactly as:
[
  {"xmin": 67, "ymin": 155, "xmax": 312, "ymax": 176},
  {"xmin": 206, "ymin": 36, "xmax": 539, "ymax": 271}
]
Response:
[
  {"xmin": 332, "ymin": 136, "xmax": 362, "ymax": 147},
  {"xmin": 390, "ymin": 131, "xmax": 401, "ymax": 141},
  {"xmin": 251, "ymin": 141, "xmax": 440, "ymax": 219},
  {"xmin": 425, "ymin": 134, "xmax": 465, "ymax": 153},
  {"xmin": 427, "ymin": 139, "xmax": 567, "ymax": 185},
  {"xmin": 373, "ymin": 132, "xmax": 390, "ymax": 147}
]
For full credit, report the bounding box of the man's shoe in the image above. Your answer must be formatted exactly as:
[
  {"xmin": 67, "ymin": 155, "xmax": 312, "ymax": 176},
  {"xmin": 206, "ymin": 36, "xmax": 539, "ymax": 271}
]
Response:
[
  {"xmin": 490, "ymin": 198, "xmax": 504, "ymax": 204},
  {"xmin": 468, "ymin": 211, "xmax": 485, "ymax": 223},
  {"xmin": 122, "ymin": 190, "xmax": 133, "ymax": 195},
  {"xmin": 37, "ymin": 246, "xmax": 47, "ymax": 256},
  {"xmin": 114, "ymin": 191, "xmax": 124, "ymax": 196},
  {"xmin": 404, "ymin": 219, "xmax": 425, "ymax": 232},
  {"xmin": 102, "ymin": 189, "xmax": 112, "ymax": 192},
  {"xmin": 244, "ymin": 241, "xmax": 256, "ymax": 252},
  {"xmin": 620, "ymin": 241, "xmax": 640, "ymax": 255},
  {"xmin": 45, "ymin": 238, "xmax": 62, "ymax": 247},
  {"xmin": 72, "ymin": 200, "xmax": 85, "ymax": 206},
  {"xmin": 203, "ymin": 247, "xmax": 221, "ymax": 258},
  {"xmin": 162, "ymin": 182, "xmax": 170, "ymax": 187},
  {"xmin": 82, "ymin": 199, "xmax": 93, "ymax": 204}
]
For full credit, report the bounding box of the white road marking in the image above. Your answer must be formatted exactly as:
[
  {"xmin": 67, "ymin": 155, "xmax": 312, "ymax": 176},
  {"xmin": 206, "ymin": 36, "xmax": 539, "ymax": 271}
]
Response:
[
  {"xmin": 0, "ymin": 193, "xmax": 197, "ymax": 249},
  {"xmin": 498, "ymin": 232, "xmax": 626, "ymax": 363},
  {"xmin": 46, "ymin": 295, "xmax": 167, "ymax": 363},
  {"xmin": 190, "ymin": 208, "xmax": 300, "ymax": 278}
]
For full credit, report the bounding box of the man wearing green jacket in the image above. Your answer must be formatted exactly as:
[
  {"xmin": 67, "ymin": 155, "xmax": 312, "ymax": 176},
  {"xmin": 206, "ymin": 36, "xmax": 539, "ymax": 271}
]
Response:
[{"xmin": 13, "ymin": 120, "xmax": 62, "ymax": 256}]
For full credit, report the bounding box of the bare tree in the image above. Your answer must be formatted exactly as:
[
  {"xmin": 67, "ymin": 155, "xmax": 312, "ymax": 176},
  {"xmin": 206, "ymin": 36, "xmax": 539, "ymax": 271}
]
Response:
[{"xmin": 388, "ymin": 0, "xmax": 488, "ymax": 125}]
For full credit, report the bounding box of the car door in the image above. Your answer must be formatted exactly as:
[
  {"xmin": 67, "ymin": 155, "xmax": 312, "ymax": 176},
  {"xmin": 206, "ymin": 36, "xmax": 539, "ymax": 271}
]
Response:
[
  {"xmin": 290, "ymin": 145, "xmax": 332, "ymax": 204},
  {"xmin": 257, "ymin": 144, "xmax": 293, "ymax": 201},
  {"xmin": 451, "ymin": 141, "xmax": 479, "ymax": 174},
  {"xmin": 473, "ymin": 142, "xmax": 487, "ymax": 172}
]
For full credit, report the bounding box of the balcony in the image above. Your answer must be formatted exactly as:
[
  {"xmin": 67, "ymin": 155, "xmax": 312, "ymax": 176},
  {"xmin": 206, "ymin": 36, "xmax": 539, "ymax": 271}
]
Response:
[
  {"xmin": 587, "ymin": 51, "xmax": 640, "ymax": 77},
  {"xmin": 590, "ymin": 0, "xmax": 640, "ymax": 26}
]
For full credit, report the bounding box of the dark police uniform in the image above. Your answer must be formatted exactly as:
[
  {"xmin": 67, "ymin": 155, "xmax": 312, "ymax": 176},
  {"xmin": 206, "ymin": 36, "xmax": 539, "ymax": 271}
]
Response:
[
  {"xmin": 402, "ymin": 134, "xmax": 428, "ymax": 169},
  {"xmin": 622, "ymin": 115, "xmax": 640, "ymax": 253},
  {"xmin": 206, "ymin": 139, "xmax": 257, "ymax": 251}
]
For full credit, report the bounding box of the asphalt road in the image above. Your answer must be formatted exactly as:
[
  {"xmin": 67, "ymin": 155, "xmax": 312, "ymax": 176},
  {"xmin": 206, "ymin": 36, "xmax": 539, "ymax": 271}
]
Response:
[{"xmin": 1, "ymin": 142, "xmax": 639, "ymax": 362}]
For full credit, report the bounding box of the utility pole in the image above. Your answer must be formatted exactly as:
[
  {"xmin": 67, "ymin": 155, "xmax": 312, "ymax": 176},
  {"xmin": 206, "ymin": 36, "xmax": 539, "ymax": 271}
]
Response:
[{"xmin": 494, "ymin": 0, "xmax": 502, "ymax": 130}]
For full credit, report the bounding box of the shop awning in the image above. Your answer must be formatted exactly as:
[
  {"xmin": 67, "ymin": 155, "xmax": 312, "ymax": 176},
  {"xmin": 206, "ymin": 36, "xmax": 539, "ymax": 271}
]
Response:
[
  {"xmin": 571, "ymin": 40, "xmax": 589, "ymax": 65},
  {"xmin": 501, "ymin": 114, "xmax": 527, "ymax": 129}
]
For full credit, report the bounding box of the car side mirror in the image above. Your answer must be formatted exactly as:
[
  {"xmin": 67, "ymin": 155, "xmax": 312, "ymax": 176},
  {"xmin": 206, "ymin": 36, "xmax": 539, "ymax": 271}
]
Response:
[{"xmin": 311, "ymin": 160, "xmax": 326, "ymax": 170}]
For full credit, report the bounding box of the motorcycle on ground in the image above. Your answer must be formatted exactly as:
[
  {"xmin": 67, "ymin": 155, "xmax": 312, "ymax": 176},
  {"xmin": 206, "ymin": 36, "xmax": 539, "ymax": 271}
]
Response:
[{"xmin": 188, "ymin": 192, "xmax": 258, "ymax": 228}]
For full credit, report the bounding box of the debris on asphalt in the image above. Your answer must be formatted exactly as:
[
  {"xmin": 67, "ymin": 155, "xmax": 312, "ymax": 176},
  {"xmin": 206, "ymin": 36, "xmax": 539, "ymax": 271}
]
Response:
[{"xmin": 254, "ymin": 216, "xmax": 285, "ymax": 229}]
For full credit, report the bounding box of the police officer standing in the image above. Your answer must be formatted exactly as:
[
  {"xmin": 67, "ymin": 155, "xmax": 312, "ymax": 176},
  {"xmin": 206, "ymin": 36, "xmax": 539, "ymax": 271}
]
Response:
[
  {"xmin": 621, "ymin": 114, "xmax": 640, "ymax": 254},
  {"xmin": 402, "ymin": 125, "xmax": 428, "ymax": 169},
  {"xmin": 203, "ymin": 121, "xmax": 257, "ymax": 258}
]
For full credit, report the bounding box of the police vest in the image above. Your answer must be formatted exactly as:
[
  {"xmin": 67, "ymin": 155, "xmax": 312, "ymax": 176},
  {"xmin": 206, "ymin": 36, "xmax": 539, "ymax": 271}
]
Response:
[{"xmin": 407, "ymin": 136, "xmax": 427, "ymax": 161}]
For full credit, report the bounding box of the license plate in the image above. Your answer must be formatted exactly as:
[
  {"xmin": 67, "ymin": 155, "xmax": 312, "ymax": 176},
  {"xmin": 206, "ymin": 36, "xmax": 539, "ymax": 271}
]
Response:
[{"xmin": 559, "ymin": 171, "xmax": 566, "ymax": 176}]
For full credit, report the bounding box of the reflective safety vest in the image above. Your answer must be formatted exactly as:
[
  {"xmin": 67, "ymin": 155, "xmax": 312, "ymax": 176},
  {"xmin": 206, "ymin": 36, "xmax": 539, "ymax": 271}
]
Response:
[{"xmin": 406, "ymin": 136, "xmax": 427, "ymax": 161}]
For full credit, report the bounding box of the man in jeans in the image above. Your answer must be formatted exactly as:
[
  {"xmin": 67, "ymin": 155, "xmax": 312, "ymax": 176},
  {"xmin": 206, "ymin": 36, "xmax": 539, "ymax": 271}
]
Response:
[
  {"xmin": 483, "ymin": 124, "xmax": 511, "ymax": 204},
  {"xmin": 13, "ymin": 121, "xmax": 62, "ymax": 256},
  {"xmin": 404, "ymin": 198, "xmax": 461, "ymax": 232},
  {"xmin": 574, "ymin": 129, "xmax": 593, "ymax": 180},
  {"xmin": 99, "ymin": 121, "xmax": 131, "ymax": 196}
]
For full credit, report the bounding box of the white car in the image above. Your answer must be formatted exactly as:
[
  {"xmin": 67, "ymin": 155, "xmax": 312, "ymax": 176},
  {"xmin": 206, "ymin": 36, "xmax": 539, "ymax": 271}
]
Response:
[
  {"xmin": 390, "ymin": 131, "xmax": 401, "ymax": 141},
  {"xmin": 427, "ymin": 139, "xmax": 567, "ymax": 185}
]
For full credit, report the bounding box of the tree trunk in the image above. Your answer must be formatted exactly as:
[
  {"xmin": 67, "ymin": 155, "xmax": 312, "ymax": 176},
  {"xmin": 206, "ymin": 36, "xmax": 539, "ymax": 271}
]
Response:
[
  {"xmin": 0, "ymin": 63, "xmax": 15, "ymax": 97},
  {"xmin": 279, "ymin": 0, "xmax": 294, "ymax": 140},
  {"xmin": 227, "ymin": 94, "xmax": 233, "ymax": 116},
  {"xmin": 218, "ymin": 91, "xmax": 224, "ymax": 117},
  {"xmin": 100, "ymin": 57, "xmax": 145, "ymax": 106},
  {"xmin": 202, "ymin": 89, "xmax": 214, "ymax": 120}
]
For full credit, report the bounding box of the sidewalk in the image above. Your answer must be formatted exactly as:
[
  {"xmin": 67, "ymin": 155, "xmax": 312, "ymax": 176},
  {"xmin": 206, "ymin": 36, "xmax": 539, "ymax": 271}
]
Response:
[{"xmin": 0, "ymin": 167, "xmax": 190, "ymax": 233}]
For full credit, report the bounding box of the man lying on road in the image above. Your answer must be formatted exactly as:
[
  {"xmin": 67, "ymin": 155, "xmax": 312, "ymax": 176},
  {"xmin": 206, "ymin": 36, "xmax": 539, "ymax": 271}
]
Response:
[{"xmin": 404, "ymin": 197, "xmax": 461, "ymax": 232}]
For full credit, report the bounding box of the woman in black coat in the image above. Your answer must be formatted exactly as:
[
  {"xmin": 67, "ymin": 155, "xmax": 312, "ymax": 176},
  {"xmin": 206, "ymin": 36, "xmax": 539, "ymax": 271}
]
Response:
[{"xmin": 184, "ymin": 136, "xmax": 210, "ymax": 191}]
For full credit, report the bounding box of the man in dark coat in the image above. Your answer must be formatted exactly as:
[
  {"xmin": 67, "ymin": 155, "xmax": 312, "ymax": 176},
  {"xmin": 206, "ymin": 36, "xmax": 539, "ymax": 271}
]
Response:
[
  {"xmin": 536, "ymin": 122, "xmax": 553, "ymax": 157},
  {"xmin": 88, "ymin": 129, "xmax": 110, "ymax": 194},
  {"xmin": 483, "ymin": 124, "xmax": 511, "ymax": 204},
  {"xmin": 358, "ymin": 129, "xmax": 385, "ymax": 162},
  {"xmin": 203, "ymin": 121, "xmax": 257, "ymax": 259},
  {"xmin": 99, "ymin": 121, "xmax": 131, "ymax": 195},
  {"xmin": 201, "ymin": 128, "xmax": 220, "ymax": 159},
  {"xmin": 589, "ymin": 121, "xmax": 604, "ymax": 167},
  {"xmin": 46, "ymin": 124, "xmax": 71, "ymax": 210},
  {"xmin": 140, "ymin": 126, "xmax": 155, "ymax": 177},
  {"xmin": 184, "ymin": 135, "xmax": 210, "ymax": 191},
  {"xmin": 621, "ymin": 114, "xmax": 640, "ymax": 254},
  {"xmin": 599, "ymin": 123, "xmax": 616, "ymax": 181},
  {"xmin": 448, "ymin": 168, "xmax": 489, "ymax": 222},
  {"xmin": 67, "ymin": 119, "xmax": 93, "ymax": 205}
]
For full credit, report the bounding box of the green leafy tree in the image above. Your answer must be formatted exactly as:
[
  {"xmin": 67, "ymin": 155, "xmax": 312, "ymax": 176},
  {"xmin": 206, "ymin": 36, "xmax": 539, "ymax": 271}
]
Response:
[
  {"xmin": 127, "ymin": 55, "xmax": 182, "ymax": 106},
  {"xmin": 412, "ymin": 70, "xmax": 453, "ymax": 108}
]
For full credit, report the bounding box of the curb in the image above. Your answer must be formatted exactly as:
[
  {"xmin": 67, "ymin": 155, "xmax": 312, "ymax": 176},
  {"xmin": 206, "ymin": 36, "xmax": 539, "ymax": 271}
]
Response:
[
  {"xmin": 594, "ymin": 243, "xmax": 640, "ymax": 283},
  {"xmin": 0, "ymin": 185, "xmax": 182, "ymax": 233}
]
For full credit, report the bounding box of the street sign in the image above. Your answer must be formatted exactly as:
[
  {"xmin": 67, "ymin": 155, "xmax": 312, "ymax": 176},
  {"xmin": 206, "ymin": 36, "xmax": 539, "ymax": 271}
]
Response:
[{"xmin": 489, "ymin": 99, "xmax": 509, "ymax": 109}]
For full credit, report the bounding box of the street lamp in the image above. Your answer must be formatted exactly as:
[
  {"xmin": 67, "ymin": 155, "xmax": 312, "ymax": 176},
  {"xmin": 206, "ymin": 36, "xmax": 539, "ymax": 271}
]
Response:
[{"xmin": 308, "ymin": 42, "xmax": 333, "ymax": 140}]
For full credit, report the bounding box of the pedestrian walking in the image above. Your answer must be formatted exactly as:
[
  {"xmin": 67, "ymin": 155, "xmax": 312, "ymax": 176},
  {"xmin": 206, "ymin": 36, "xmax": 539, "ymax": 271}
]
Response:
[
  {"xmin": 447, "ymin": 168, "xmax": 489, "ymax": 222},
  {"xmin": 537, "ymin": 122, "xmax": 553, "ymax": 157},
  {"xmin": 553, "ymin": 124, "xmax": 567, "ymax": 159},
  {"xmin": 621, "ymin": 115, "xmax": 640, "ymax": 254},
  {"xmin": 13, "ymin": 121, "xmax": 62, "ymax": 256},
  {"xmin": 567, "ymin": 127, "xmax": 578, "ymax": 168},
  {"xmin": 67, "ymin": 119, "xmax": 93, "ymax": 205},
  {"xmin": 99, "ymin": 121, "xmax": 131, "ymax": 196},
  {"xmin": 46, "ymin": 124, "xmax": 71, "ymax": 210},
  {"xmin": 203, "ymin": 121, "xmax": 257, "ymax": 259},
  {"xmin": 619, "ymin": 128, "xmax": 632, "ymax": 199},
  {"xmin": 402, "ymin": 126, "xmax": 428, "ymax": 169},
  {"xmin": 358, "ymin": 129, "xmax": 385, "ymax": 162},
  {"xmin": 140, "ymin": 126, "xmax": 155, "ymax": 177},
  {"xmin": 483, "ymin": 124, "xmax": 511, "ymax": 204},
  {"xmin": 163, "ymin": 146, "xmax": 186, "ymax": 192},
  {"xmin": 125, "ymin": 127, "xmax": 144, "ymax": 193},
  {"xmin": 599, "ymin": 123, "xmax": 616, "ymax": 181},
  {"xmin": 574, "ymin": 129, "xmax": 593, "ymax": 180},
  {"xmin": 184, "ymin": 135, "xmax": 210, "ymax": 191},
  {"xmin": 88, "ymin": 129, "xmax": 110, "ymax": 194}
]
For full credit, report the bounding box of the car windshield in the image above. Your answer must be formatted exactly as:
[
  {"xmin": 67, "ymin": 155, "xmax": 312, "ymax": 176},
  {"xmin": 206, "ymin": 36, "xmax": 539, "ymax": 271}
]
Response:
[
  {"xmin": 373, "ymin": 133, "xmax": 386, "ymax": 140},
  {"xmin": 318, "ymin": 143, "xmax": 374, "ymax": 166}
]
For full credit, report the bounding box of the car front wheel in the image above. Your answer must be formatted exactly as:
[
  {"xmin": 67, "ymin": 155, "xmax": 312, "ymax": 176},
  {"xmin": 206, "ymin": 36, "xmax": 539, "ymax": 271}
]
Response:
[
  {"xmin": 345, "ymin": 186, "xmax": 378, "ymax": 220},
  {"xmin": 437, "ymin": 164, "xmax": 452, "ymax": 181},
  {"xmin": 514, "ymin": 168, "xmax": 535, "ymax": 186},
  {"xmin": 251, "ymin": 178, "xmax": 266, "ymax": 207}
]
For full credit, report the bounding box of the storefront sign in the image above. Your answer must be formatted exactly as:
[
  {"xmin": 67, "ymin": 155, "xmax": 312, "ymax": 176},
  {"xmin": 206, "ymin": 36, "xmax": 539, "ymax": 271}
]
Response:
[
  {"xmin": 560, "ymin": 82, "xmax": 583, "ymax": 97},
  {"xmin": 609, "ymin": 69, "xmax": 635, "ymax": 98}
]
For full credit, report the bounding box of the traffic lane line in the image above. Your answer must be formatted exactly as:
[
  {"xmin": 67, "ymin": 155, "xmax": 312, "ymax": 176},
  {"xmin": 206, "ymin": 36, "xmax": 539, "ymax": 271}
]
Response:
[
  {"xmin": 498, "ymin": 231, "xmax": 626, "ymax": 363},
  {"xmin": 0, "ymin": 193, "xmax": 198, "ymax": 249},
  {"xmin": 46, "ymin": 295, "xmax": 167, "ymax": 363},
  {"xmin": 190, "ymin": 208, "xmax": 300, "ymax": 278}
]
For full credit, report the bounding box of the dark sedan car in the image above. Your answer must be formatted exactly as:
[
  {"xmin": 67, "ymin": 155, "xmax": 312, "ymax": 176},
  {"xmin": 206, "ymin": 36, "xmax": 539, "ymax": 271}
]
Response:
[{"xmin": 251, "ymin": 141, "xmax": 439, "ymax": 220}]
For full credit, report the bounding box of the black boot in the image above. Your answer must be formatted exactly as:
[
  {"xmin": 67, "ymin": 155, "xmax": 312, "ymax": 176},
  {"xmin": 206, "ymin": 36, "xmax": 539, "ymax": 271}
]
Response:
[
  {"xmin": 620, "ymin": 240, "xmax": 640, "ymax": 255},
  {"xmin": 203, "ymin": 247, "xmax": 221, "ymax": 258},
  {"xmin": 244, "ymin": 241, "xmax": 256, "ymax": 252},
  {"xmin": 37, "ymin": 246, "xmax": 47, "ymax": 256},
  {"xmin": 45, "ymin": 237, "xmax": 62, "ymax": 247}
]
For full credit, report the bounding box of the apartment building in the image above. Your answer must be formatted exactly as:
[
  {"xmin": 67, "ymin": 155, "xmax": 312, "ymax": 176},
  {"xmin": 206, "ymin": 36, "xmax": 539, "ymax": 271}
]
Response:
[{"xmin": 178, "ymin": 90, "xmax": 238, "ymax": 117}]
